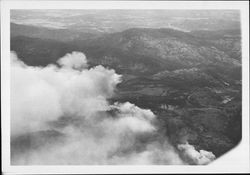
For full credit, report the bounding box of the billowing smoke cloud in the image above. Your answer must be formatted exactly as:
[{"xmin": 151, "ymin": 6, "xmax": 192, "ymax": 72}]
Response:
[
  {"xmin": 57, "ymin": 51, "xmax": 88, "ymax": 69},
  {"xmin": 10, "ymin": 51, "xmax": 215, "ymax": 165},
  {"xmin": 177, "ymin": 142, "xmax": 216, "ymax": 165},
  {"xmin": 11, "ymin": 51, "xmax": 120, "ymax": 136}
]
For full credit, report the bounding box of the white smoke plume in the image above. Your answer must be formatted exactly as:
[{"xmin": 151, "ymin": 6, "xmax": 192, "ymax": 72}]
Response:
[
  {"xmin": 57, "ymin": 51, "xmax": 88, "ymax": 69},
  {"xmin": 11, "ymin": 51, "xmax": 120, "ymax": 136},
  {"xmin": 177, "ymin": 142, "xmax": 216, "ymax": 165},
  {"xmin": 10, "ymin": 51, "xmax": 214, "ymax": 165}
]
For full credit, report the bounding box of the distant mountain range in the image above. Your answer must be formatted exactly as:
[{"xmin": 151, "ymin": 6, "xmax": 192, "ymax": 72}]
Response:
[
  {"xmin": 11, "ymin": 10, "xmax": 241, "ymax": 33},
  {"xmin": 11, "ymin": 23, "xmax": 241, "ymax": 74},
  {"xmin": 11, "ymin": 23, "xmax": 103, "ymax": 42}
]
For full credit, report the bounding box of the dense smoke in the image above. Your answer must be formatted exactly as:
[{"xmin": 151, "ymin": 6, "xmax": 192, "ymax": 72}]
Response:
[
  {"xmin": 11, "ymin": 51, "xmax": 215, "ymax": 165},
  {"xmin": 11, "ymin": 51, "xmax": 120, "ymax": 137},
  {"xmin": 177, "ymin": 142, "xmax": 216, "ymax": 165}
]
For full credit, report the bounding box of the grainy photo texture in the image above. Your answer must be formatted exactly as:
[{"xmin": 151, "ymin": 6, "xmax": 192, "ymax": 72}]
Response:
[{"xmin": 10, "ymin": 10, "xmax": 242, "ymax": 165}]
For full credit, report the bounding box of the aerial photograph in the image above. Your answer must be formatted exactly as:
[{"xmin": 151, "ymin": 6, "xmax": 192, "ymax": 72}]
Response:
[{"xmin": 10, "ymin": 9, "xmax": 242, "ymax": 165}]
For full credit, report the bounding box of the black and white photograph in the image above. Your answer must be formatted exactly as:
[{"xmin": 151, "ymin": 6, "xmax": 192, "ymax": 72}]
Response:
[{"xmin": 1, "ymin": 0, "xmax": 249, "ymax": 174}]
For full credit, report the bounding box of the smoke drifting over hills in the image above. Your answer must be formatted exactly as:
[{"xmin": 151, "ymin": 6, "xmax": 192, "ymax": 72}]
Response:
[{"xmin": 11, "ymin": 51, "xmax": 215, "ymax": 165}]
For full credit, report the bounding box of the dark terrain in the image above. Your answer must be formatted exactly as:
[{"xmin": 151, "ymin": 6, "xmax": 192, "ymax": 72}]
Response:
[{"xmin": 11, "ymin": 20, "xmax": 242, "ymax": 159}]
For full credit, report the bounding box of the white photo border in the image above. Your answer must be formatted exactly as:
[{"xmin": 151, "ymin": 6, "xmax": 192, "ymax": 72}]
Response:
[{"xmin": 1, "ymin": 1, "xmax": 249, "ymax": 174}]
